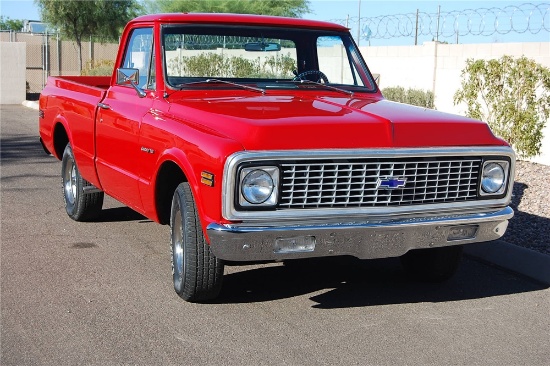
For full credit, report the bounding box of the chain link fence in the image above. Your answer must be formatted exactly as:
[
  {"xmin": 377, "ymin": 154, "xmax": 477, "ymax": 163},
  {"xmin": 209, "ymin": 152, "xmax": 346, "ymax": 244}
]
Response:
[{"xmin": 0, "ymin": 30, "xmax": 118, "ymax": 96}]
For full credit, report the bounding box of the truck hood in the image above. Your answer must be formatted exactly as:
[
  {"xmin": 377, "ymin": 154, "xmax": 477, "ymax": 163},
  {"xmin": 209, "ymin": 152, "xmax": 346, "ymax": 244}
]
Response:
[{"xmin": 167, "ymin": 92, "xmax": 506, "ymax": 150}]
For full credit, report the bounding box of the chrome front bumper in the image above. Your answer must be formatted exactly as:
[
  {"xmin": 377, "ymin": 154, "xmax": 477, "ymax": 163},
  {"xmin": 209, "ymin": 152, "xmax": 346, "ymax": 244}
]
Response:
[{"xmin": 206, "ymin": 207, "xmax": 514, "ymax": 261}]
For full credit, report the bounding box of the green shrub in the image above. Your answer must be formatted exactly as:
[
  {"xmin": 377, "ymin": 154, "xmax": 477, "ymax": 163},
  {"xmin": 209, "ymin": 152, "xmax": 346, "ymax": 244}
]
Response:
[
  {"xmin": 454, "ymin": 56, "xmax": 550, "ymax": 159},
  {"xmin": 382, "ymin": 86, "xmax": 435, "ymax": 109},
  {"xmin": 168, "ymin": 52, "xmax": 295, "ymax": 79},
  {"xmin": 81, "ymin": 59, "xmax": 115, "ymax": 76}
]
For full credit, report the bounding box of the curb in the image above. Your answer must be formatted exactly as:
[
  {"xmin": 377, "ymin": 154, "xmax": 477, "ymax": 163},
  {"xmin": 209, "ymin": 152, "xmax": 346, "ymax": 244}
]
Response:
[
  {"xmin": 22, "ymin": 100, "xmax": 39, "ymax": 110},
  {"xmin": 464, "ymin": 240, "xmax": 550, "ymax": 285}
]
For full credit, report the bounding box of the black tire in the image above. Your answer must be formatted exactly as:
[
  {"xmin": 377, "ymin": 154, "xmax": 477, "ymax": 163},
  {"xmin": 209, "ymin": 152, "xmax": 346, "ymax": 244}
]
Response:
[
  {"xmin": 400, "ymin": 245, "xmax": 463, "ymax": 282},
  {"xmin": 61, "ymin": 144, "xmax": 104, "ymax": 221},
  {"xmin": 170, "ymin": 182, "xmax": 224, "ymax": 302}
]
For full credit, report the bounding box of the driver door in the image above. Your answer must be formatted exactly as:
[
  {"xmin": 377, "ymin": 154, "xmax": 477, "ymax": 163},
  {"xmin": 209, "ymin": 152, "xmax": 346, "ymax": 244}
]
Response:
[{"xmin": 95, "ymin": 27, "xmax": 154, "ymax": 212}]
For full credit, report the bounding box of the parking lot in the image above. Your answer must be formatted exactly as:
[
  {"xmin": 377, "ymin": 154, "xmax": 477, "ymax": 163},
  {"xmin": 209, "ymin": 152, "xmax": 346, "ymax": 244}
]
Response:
[{"xmin": 1, "ymin": 104, "xmax": 549, "ymax": 365}]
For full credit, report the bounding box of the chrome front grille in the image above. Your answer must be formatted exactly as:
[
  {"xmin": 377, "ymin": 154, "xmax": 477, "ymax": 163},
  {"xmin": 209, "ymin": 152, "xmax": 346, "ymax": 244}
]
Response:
[{"xmin": 279, "ymin": 157, "xmax": 482, "ymax": 208}]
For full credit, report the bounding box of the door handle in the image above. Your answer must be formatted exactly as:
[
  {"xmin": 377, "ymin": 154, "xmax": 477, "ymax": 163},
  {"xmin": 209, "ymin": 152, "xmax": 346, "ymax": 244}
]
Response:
[{"xmin": 97, "ymin": 102, "xmax": 111, "ymax": 110}]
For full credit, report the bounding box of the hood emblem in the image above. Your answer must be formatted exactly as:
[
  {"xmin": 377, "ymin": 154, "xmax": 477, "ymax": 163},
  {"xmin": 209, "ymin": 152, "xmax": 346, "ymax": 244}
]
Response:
[{"xmin": 377, "ymin": 177, "xmax": 407, "ymax": 190}]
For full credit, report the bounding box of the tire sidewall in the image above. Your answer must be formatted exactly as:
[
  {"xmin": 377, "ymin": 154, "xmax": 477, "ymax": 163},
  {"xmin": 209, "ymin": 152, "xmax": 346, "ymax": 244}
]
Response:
[
  {"xmin": 170, "ymin": 186, "xmax": 184, "ymax": 294},
  {"xmin": 170, "ymin": 183, "xmax": 195, "ymax": 298},
  {"xmin": 169, "ymin": 182, "xmax": 224, "ymax": 302}
]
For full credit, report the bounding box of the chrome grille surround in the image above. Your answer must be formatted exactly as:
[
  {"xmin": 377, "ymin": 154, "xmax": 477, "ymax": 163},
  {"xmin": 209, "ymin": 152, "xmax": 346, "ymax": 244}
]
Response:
[{"xmin": 222, "ymin": 147, "xmax": 515, "ymax": 221}]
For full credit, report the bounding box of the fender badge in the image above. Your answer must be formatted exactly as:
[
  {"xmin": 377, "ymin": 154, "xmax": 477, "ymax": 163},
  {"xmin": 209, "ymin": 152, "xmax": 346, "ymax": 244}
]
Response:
[
  {"xmin": 377, "ymin": 177, "xmax": 407, "ymax": 190},
  {"xmin": 140, "ymin": 147, "xmax": 155, "ymax": 154}
]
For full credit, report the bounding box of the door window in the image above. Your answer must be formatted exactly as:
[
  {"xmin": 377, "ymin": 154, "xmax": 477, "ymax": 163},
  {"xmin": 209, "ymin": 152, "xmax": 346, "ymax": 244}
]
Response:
[{"xmin": 121, "ymin": 28, "xmax": 154, "ymax": 89}]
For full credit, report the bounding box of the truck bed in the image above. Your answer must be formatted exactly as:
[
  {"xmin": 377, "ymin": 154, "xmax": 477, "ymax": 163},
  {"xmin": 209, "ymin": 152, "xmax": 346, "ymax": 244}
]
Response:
[
  {"xmin": 39, "ymin": 75, "xmax": 111, "ymax": 189},
  {"xmin": 49, "ymin": 76, "xmax": 111, "ymax": 97}
]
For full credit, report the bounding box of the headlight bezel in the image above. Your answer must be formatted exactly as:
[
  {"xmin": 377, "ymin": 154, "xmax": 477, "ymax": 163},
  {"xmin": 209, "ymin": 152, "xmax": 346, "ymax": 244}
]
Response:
[
  {"xmin": 237, "ymin": 165, "xmax": 280, "ymax": 208},
  {"xmin": 479, "ymin": 159, "xmax": 511, "ymax": 197}
]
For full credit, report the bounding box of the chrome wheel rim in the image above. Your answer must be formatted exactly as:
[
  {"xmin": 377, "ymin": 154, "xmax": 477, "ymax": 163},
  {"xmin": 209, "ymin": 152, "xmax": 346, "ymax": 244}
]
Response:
[
  {"xmin": 63, "ymin": 157, "xmax": 77, "ymax": 205},
  {"xmin": 172, "ymin": 199, "xmax": 184, "ymax": 293}
]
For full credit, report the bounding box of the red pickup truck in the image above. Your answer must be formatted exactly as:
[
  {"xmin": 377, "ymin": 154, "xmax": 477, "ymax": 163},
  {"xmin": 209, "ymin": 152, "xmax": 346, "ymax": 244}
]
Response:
[{"xmin": 39, "ymin": 13, "xmax": 515, "ymax": 302}]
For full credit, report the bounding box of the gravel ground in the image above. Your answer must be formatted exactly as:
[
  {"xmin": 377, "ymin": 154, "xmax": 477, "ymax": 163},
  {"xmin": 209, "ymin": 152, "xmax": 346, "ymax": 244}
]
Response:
[{"xmin": 503, "ymin": 160, "xmax": 550, "ymax": 255}]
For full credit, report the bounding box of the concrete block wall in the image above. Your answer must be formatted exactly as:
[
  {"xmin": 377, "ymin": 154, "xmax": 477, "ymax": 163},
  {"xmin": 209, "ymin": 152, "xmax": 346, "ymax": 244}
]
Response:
[
  {"xmin": 0, "ymin": 42, "xmax": 26, "ymax": 104},
  {"xmin": 361, "ymin": 42, "xmax": 550, "ymax": 165}
]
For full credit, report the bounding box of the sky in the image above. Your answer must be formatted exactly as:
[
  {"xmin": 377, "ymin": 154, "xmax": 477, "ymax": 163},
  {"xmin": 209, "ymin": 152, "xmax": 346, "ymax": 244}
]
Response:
[{"xmin": 1, "ymin": 0, "xmax": 549, "ymax": 45}]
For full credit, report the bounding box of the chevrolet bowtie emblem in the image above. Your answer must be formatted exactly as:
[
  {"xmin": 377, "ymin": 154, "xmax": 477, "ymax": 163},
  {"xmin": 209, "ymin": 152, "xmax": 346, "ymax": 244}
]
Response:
[{"xmin": 377, "ymin": 177, "xmax": 407, "ymax": 190}]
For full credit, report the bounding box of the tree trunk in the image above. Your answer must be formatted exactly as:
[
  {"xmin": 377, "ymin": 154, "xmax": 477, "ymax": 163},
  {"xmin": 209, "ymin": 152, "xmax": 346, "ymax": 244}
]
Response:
[{"xmin": 76, "ymin": 36, "xmax": 82, "ymax": 74}]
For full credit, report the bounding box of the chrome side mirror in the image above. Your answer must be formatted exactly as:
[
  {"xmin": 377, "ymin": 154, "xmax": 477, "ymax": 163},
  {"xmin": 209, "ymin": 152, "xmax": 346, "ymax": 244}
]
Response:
[{"xmin": 116, "ymin": 68, "xmax": 146, "ymax": 98}]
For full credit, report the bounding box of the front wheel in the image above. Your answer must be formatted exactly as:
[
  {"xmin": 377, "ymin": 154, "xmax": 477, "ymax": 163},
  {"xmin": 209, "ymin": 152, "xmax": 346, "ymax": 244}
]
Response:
[
  {"xmin": 170, "ymin": 182, "xmax": 224, "ymax": 302},
  {"xmin": 61, "ymin": 144, "xmax": 104, "ymax": 221},
  {"xmin": 400, "ymin": 245, "xmax": 463, "ymax": 282}
]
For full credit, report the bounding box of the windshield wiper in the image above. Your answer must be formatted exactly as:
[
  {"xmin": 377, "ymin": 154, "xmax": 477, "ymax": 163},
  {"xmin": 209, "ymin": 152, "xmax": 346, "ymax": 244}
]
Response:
[
  {"xmin": 177, "ymin": 79, "xmax": 265, "ymax": 94},
  {"xmin": 289, "ymin": 80, "xmax": 354, "ymax": 98}
]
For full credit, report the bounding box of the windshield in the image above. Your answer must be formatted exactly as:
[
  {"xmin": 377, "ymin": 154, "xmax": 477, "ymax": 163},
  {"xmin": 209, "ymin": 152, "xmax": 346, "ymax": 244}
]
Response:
[{"xmin": 162, "ymin": 25, "xmax": 376, "ymax": 92}]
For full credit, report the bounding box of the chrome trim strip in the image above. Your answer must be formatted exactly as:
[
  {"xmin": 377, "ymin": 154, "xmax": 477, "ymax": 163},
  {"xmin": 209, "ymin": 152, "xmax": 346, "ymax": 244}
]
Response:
[
  {"xmin": 221, "ymin": 147, "xmax": 515, "ymax": 221},
  {"xmin": 207, "ymin": 207, "xmax": 514, "ymax": 261}
]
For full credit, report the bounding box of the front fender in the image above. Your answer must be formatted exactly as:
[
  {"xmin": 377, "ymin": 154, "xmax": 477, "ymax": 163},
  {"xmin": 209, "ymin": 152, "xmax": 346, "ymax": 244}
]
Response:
[{"xmin": 138, "ymin": 111, "xmax": 244, "ymax": 233}]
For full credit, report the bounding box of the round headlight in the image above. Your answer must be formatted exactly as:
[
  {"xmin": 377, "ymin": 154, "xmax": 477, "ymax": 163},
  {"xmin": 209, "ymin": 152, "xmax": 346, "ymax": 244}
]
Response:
[
  {"xmin": 241, "ymin": 169, "xmax": 274, "ymax": 204},
  {"xmin": 481, "ymin": 162, "xmax": 505, "ymax": 194}
]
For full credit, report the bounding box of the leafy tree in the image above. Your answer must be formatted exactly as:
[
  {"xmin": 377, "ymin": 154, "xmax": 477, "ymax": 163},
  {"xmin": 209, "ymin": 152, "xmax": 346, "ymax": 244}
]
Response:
[
  {"xmin": 0, "ymin": 16, "xmax": 24, "ymax": 31},
  {"xmin": 35, "ymin": 0, "xmax": 141, "ymax": 71},
  {"xmin": 454, "ymin": 56, "xmax": 550, "ymax": 158},
  {"xmin": 147, "ymin": 0, "xmax": 310, "ymax": 18}
]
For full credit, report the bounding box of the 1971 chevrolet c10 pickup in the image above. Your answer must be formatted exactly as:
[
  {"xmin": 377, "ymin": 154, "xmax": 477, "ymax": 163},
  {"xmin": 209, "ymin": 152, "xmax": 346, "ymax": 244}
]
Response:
[{"xmin": 39, "ymin": 13, "xmax": 515, "ymax": 302}]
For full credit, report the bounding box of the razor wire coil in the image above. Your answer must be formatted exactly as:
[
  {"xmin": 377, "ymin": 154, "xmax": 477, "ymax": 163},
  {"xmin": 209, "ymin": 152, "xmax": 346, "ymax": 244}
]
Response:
[{"xmin": 328, "ymin": 2, "xmax": 549, "ymax": 41}]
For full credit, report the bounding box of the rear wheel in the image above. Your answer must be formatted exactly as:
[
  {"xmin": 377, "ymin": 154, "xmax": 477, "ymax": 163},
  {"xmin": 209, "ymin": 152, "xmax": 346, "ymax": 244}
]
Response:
[
  {"xmin": 61, "ymin": 144, "xmax": 104, "ymax": 221},
  {"xmin": 400, "ymin": 245, "xmax": 463, "ymax": 282},
  {"xmin": 170, "ymin": 182, "xmax": 224, "ymax": 302}
]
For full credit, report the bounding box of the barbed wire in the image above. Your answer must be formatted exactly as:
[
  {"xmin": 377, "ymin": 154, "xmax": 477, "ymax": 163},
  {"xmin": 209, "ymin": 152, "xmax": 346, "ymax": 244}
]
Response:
[{"xmin": 329, "ymin": 2, "xmax": 549, "ymax": 42}]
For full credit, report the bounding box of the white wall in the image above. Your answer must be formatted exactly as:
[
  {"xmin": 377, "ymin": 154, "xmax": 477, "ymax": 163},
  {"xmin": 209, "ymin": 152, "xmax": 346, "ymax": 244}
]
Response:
[
  {"xmin": 361, "ymin": 42, "xmax": 550, "ymax": 165},
  {"xmin": 0, "ymin": 42, "xmax": 26, "ymax": 104}
]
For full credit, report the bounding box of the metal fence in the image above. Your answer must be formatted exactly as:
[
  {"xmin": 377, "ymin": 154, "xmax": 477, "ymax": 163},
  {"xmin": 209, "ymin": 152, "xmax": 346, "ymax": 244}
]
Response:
[
  {"xmin": 329, "ymin": 2, "xmax": 550, "ymax": 45},
  {"xmin": 0, "ymin": 31, "xmax": 118, "ymax": 94}
]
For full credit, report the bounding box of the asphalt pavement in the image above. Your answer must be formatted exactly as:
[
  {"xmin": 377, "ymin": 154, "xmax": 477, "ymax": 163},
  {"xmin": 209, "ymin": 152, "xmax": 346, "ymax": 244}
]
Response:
[{"xmin": 1, "ymin": 104, "xmax": 549, "ymax": 365}]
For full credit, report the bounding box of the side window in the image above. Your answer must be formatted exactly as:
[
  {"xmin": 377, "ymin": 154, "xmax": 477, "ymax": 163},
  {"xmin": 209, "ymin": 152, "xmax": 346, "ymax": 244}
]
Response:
[
  {"xmin": 317, "ymin": 36, "xmax": 365, "ymax": 87},
  {"xmin": 121, "ymin": 27, "xmax": 154, "ymax": 89}
]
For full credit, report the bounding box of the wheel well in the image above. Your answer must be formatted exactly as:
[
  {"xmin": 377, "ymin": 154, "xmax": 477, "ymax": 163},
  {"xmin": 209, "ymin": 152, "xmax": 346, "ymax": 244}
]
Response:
[
  {"xmin": 156, "ymin": 161, "xmax": 187, "ymax": 225},
  {"xmin": 53, "ymin": 123, "xmax": 69, "ymax": 160}
]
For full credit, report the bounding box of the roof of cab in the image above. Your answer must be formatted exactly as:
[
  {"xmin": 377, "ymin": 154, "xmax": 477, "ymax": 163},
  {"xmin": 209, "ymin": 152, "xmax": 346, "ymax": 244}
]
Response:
[{"xmin": 129, "ymin": 13, "xmax": 348, "ymax": 31}]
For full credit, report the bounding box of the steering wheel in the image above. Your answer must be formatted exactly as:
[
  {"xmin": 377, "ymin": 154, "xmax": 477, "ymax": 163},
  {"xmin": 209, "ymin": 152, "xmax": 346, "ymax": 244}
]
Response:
[{"xmin": 292, "ymin": 70, "xmax": 329, "ymax": 84}]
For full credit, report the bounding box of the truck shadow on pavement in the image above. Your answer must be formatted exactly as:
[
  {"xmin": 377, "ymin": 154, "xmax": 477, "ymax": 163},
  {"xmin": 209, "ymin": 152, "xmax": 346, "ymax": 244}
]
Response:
[
  {"xmin": 95, "ymin": 207, "xmax": 149, "ymax": 223},
  {"xmin": 218, "ymin": 255, "xmax": 548, "ymax": 308},
  {"xmin": 0, "ymin": 135, "xmax": 54, "ymax": 165}
]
